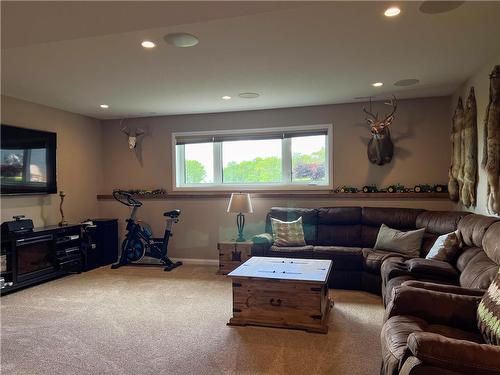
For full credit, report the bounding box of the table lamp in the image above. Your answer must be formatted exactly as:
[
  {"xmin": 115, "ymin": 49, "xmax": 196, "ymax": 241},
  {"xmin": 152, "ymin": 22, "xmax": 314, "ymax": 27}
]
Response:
[{"xmin": 227, "ymin": 193, "xmax": 253, "ymax": 242}]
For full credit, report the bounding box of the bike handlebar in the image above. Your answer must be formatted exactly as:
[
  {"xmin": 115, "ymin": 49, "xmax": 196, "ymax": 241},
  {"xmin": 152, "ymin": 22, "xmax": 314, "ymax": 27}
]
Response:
[{"xmin": 112, "ymin": 190, "xmax": 143, "ymax": 207}]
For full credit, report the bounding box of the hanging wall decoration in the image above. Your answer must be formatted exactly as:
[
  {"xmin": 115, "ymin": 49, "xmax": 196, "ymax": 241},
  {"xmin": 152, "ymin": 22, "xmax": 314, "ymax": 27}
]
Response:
[
  {"xmin": 461, "ymin": 87, "xmax": 478, "ymax": 207},
  {"xmin": 448, "ymin": 97, "xmax": 464, "ymax": 201},
  {"xmin": 362, "ymin": 96, "xmax": 398, "ymax": 165},
  {"xmin": 482, "ymin": 65, "xmax": 500, "ymax": 215}
]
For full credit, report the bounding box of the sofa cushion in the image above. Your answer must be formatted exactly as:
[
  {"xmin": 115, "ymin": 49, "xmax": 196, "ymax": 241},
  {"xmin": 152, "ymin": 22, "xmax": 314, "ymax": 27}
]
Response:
[
  {"xmin": 482, "ymin": 221, "xmax": 500, "ymax": 265},
  {"xmin": 477, "ymin": 269, "xmax": 500, "ymax": 345},
  {"xmin": 362, "ymin": 248, "xmax": 404, "ymax": 274},
  {"xmin": 416, "ymin": 211, "xmax": 470, "ymax": 235},
  {"xmin": 460, "ymin": 251, "xmax": 499, "ymax": 289},
  {"xmin": 456, "ymin": 247, "xmax": 483, "ymax": 272},
  {"xmin": 458, "ymin": 214, "xmax": 498, "ymax": 248},
  {"xmin": 265, "ymin": 207, "xmax": 318, "ymax": 244},
  {"xmin": 406, "ymin": 258, "xmax": 459, "ymax": 281},
  {"xmin": 361, "ymin": 225, "xmax": 380, "ymax": 248},
  {"xmin": 312, "ymin": 246, "xmax": 362, "ymax": 269},
  {"xmin": 317, "ymin": 224, "xmax": 362, "ymax": 247},
  {"xmin": 270, "ymin": 217, "xmax": 306, "ymax": 246},
  {"xmin": 317, "ymin": 207, "xmax": 362, "ymax": 225},
  {"xmin": 425, "ymin": 231, "xmax": 461, "ymax": 262},
  {"xmin": 362, "ymin": 207, "xmax": 424, "ymax": 229},
  {"xmin": 269, "ymin": 245, "xmax": 313, "ymax": 258},
  {"xmin": 374, "ymin": 224, "xmax": 425, "ymax": 257}
]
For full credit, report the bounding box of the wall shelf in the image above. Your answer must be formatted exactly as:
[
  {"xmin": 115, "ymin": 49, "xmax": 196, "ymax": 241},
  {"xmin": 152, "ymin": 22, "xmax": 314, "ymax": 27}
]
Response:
[{"xmin": 97, "ymin": 192, "xmax": 450, "ymax": 200}]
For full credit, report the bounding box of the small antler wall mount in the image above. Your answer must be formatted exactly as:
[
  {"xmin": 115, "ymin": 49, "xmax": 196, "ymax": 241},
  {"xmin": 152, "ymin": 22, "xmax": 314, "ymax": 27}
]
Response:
[
  {"xmin": 120, "ymin": 120, "xmax": 145, "ymax": 149},
  {"xmin": 363, "ymin": 96, "xmax": 398, "ymax": 166}
]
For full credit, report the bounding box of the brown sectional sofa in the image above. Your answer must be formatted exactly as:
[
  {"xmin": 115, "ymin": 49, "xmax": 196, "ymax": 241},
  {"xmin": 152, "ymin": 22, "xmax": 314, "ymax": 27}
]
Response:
[
  {"xmin": 381, "ymin": 213, "xmax": 500, "ymax": 306},
  {"xmin": 252, "ymin": 206, "xmax": 500, "ymax": 375},
  {"xmin": 251, "ymin": 206, "xmax": 473, "ymax": 293}
]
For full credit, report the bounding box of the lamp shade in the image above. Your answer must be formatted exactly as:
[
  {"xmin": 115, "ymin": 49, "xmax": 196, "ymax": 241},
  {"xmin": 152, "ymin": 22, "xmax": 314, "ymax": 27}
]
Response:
[{"xmin": 227, "ymin": 193, "xmax": 253, "ymax": 213}]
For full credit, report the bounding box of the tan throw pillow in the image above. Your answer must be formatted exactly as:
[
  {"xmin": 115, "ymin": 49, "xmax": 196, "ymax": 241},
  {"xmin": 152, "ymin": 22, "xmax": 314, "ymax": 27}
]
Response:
[
  {"xmin": 425, "ymin": 231, "xmax": 462, "ymax": 262},
  {"xmin": 374, "ymin": 224, "xmax": 425, "ymax": 257},
  {"xmin": 477, "ymin": 269, "xmax": 500, "ymax": 345},
  {"xmin": 271, "ymin": 217, "xmax": 306, "ymax": 247}
]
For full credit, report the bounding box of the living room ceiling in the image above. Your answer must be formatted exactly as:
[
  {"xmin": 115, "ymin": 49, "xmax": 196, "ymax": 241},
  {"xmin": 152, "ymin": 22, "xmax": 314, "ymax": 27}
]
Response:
[{"xmin": 2, "ymin": 1, "xmax": 500, "ymax": 120}]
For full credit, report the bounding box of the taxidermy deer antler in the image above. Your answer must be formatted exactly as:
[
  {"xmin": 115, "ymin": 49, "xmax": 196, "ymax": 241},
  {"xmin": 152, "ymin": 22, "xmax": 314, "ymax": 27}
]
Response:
[{"xmin": 120, "ymin": 120, "xmax": 145, "ymax": 149}]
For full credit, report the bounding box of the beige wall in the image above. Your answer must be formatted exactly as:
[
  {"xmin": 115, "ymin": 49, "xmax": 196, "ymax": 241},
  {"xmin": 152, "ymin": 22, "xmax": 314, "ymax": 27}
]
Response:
[
  {"xmin": 1, "ymin": 95, "xmax": 102, "ymax": 227},
  {"xmin": 451, "ymin": 54, "xmax": 500, "ymax": 216},
  {"xmin": 99, "ymin": 96, "xmax": 454, "ymax": 260},
  {"xmin": 0, "ymin": 94, "xmax": 454, "ymax": 261}
]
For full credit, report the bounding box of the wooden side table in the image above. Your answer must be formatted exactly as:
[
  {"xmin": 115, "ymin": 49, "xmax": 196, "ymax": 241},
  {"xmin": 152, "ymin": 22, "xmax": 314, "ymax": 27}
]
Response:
[{"xmin": 217, "ymin": 241, "xmax": 253, "ymax": 275}]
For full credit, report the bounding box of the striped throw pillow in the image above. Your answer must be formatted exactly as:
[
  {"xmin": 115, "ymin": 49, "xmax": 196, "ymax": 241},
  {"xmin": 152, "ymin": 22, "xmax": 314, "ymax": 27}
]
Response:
[
  {"xmin": 477, "ymin": 268, "xmax": 500, "ymax": 345},
  {"xmin": 271, "ymin": 217, "xmax": 306, "ymax": 247}
]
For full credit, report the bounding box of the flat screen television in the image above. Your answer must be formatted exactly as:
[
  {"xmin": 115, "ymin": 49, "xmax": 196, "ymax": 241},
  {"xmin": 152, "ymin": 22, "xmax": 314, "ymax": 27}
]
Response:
[{"xmin": 1, "ymin": 124, "xmax": 57, "ymax": 195}]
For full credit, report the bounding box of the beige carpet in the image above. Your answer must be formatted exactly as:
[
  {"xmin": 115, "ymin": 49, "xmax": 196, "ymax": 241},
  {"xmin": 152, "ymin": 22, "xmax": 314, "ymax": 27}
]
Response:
[{"xmin": 1, "ymin": 266, "xmax": 384, "ymax": 375}]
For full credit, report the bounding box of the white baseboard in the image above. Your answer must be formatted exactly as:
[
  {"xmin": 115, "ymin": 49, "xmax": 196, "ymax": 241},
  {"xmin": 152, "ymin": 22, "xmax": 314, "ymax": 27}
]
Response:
[{"xmin": 171, "ymin": 258, "xmax": 219, "ymax": 266}]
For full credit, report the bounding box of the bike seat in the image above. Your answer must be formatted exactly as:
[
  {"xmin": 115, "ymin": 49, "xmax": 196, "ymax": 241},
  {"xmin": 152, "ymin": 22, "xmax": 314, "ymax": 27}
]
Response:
[{"xmin": 164, "ymin": 209, "xmax": 181, "ymax": 218}]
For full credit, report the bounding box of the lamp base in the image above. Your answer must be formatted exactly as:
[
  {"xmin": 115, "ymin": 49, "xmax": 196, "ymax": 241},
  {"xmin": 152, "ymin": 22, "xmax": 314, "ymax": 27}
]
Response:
[{"xmin": 236, "ymin": 213, "xmax": 246, "ymax": 243}]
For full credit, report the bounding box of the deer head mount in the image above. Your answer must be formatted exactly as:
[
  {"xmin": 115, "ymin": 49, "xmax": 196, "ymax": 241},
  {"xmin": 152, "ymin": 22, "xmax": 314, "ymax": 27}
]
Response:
[
  {"xmin": 363, "ymin": 96, "xmax": 397, "ymax": 165},
  {"xmin": 120, "ymin": 120, "xmax": 145, "ymax": 149}
]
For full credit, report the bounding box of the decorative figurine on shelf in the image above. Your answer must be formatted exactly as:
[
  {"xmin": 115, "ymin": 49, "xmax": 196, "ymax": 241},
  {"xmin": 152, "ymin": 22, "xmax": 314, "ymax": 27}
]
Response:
[
  {"xmin": 362, "ymin": 185, "xmax": 378, "ymax": 193},
  {"xmin": 112, "ymin": 188, "xmax": 167, "ymax": 196},
  {"xmin": 58, "ymin": 191, "xmax": 68, "ymax": 226},
  {"xmin": 338, "ymin": 185, "xmax": 359, "ymax": 193},
  {"xmin": 414, "ymin": 184, "xmax": 432, "ymax": 193},
  {"xmin": 433, "ymin": 184, "xmax": 448, "ymax": 193},
  {"xmin": 386, "ymin": 184, "xmax": 406, "ymax": 193}
]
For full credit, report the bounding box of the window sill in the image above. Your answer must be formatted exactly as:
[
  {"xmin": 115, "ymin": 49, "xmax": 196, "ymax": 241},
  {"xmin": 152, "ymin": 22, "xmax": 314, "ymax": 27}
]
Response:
[{"xmin": 97, "ymin": 191, "xmax": 450, "ymax": 200}]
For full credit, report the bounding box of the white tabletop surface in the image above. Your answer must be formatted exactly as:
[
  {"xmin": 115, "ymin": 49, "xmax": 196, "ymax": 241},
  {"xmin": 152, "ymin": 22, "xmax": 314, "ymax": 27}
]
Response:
[{"xmin": 228, "ymin": 256, "xmax": 332, "ymax": 283}]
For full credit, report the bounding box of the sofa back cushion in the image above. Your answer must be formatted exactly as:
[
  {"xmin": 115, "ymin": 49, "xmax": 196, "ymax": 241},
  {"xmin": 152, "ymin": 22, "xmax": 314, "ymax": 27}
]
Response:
[
  {"xmin": 482, "ymin": 221, "xmax": 500, "ymax": 265},
  {"xmin": 459, "ymin": 250, "xmax": 499, "ymax": 289},
  {"xmin": 457, "ymin": 214, "xmax": 498, "ymax": 248},
  {"xmin": 316, "ymin": 207, "xmax": 362, "ymax": 247},
  {"xmin": 416, "ymin": 211, "xmax": 470, "ymax": 235},
  {"xmin": 265, "ymin": 207, "xmax": 318, "ymax": 245},
  {"xmin": 361, "ymin": 207, "xmax": 424, "ymax": 248}
]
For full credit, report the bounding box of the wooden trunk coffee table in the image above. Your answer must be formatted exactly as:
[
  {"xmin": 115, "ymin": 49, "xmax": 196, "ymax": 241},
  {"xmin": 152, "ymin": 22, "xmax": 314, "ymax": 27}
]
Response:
[{"xmin": 227, "ymin": 257, "xmax": 333, "ymax": 333}]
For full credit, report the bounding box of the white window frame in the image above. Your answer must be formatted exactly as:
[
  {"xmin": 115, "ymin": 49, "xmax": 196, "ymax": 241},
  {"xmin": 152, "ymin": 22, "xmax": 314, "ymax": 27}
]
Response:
[{"xmin": 171, "ymin": 124, "xmax": 333, "ymax": 191}]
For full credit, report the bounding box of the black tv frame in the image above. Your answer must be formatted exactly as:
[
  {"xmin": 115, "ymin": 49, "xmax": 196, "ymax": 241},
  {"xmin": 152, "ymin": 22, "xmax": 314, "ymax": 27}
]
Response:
[{"xmin": 1, "ymin": 124, "xmax": 57, "ymax": 195}]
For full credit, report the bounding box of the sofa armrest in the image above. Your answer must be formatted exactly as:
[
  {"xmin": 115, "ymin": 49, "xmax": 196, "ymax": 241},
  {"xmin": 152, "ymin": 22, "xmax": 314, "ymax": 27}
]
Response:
[
  {"xmin": 406, "ymin": 258, "xmax": 459, "ymax": 281},
  {"xmin": 402, "ymin": 280, "xmax": 486, "ymax": 297},
  {"xmin": 251, "ymin": 233, "xmax": 273, "ymax": 256},
  {"xmin": 385, "ymin": 285, "xmax": 480, "ymax": 330},
  {"xmin": 406, "ymin": 332, "xmax": 500, "ymax": 375}
]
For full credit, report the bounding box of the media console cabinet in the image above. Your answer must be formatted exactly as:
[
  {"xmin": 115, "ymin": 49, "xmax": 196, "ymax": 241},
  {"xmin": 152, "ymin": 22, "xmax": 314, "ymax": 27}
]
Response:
[{"xmin": 0, "ymin": 224, "xmax": 83, "ymax": 294}]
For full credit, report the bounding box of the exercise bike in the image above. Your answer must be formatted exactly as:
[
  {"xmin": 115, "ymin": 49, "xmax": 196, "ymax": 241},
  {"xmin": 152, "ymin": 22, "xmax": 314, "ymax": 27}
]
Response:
[{"xmin": 111, "ymin": 190, "xmax": 182, "ymax": 271}]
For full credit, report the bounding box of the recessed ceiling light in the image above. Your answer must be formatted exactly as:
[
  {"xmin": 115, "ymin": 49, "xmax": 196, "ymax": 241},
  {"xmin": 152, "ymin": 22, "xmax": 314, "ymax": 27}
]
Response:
[
  {"xmin": 394, "ymin": 79, "xmax": 420, "ymax": 87},
  {"xmin": 384, "ymin": 7, "xmax": 401, "ymax": 17},
  {"xmin": 141, "ymin": 40, "xmax": 156, "ymax": 49},
  {"xmin": 238, "ymin": 92, "xmax": 260, "ymax": 99},
  {"xmin": 222, "ymin": 96, "xmax": 231, "ymax": 100},
  {"xmin": 100, "ymin": 104, "xmax": 109, "ymax": 109},
  {"xmin": 163, "ymin": 33, "xmax": 199, "ymax": 48},
  {"xmin": 372, "ymin": 82, "xmax": 384, "ymax": 87}
]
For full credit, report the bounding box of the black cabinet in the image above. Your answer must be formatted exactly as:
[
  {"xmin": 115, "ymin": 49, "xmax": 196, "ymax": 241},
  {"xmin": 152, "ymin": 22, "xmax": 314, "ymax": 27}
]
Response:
[
  {"xmin": 82, "ymin": 219, "xmax": 118, "ymax": 271},
  {"xmin": 1, "ymin": 224, "xmax": 83, "ymax": 294}
]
